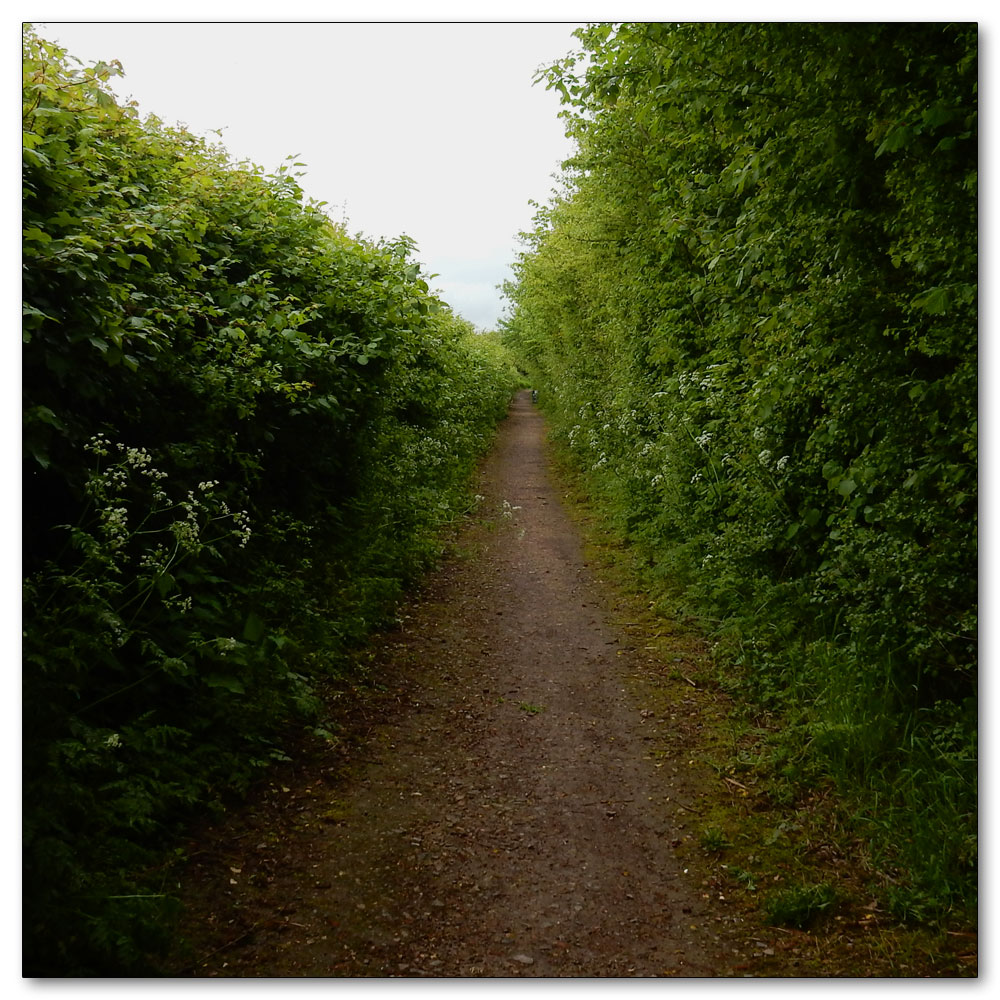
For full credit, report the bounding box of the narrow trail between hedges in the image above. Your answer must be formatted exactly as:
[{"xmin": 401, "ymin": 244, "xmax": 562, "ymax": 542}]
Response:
[{"xmin": 166, "ymin": 391, "xmax": 889, "ymax": 977}]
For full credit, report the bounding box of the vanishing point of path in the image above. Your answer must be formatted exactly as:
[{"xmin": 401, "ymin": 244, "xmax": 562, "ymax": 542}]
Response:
[{"xmin": 167, "ymin": 392, "xmax": 808, "ymax": 976}]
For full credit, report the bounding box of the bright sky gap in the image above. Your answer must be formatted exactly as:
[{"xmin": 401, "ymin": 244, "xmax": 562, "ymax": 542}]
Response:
[{"xmin": 39, "ymin": 21, "xmax": 583, "ymax": 331}]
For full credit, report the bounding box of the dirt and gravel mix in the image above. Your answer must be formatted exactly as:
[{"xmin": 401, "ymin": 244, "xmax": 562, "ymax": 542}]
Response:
[{"xmin": 163, "ymin": 391, "xmax": 976, "ymax": 978}]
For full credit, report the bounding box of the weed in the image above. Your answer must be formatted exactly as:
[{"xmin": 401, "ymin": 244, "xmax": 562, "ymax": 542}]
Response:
[
  {"xmin": 699, "ymin": 825, "xmax": 732, "ymax": 853},
  {"xmin": 763, "ymin": 882, "xmax": 838, "ymax": 929},
  {"xmin": 728, "ymin": 865, "xmax": 759, "ymax": 892}
]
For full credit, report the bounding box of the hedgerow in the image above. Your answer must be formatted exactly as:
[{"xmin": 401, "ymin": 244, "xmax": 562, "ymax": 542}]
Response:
[
  {"xmin": 22, "ymin": 27, "xmax": 518, "ymax": 974},
  {"xmin": 502, "ymin": 23, "xmax": 977, "ymax": 923}
]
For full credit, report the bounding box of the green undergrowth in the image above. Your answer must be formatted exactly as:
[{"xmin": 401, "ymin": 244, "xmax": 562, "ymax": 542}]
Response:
[{"xmin": 22, "ymin": 27, "xmax": 519, "ymax": 975}]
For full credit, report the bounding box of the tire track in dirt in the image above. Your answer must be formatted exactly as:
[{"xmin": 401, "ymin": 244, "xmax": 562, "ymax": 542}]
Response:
[{"xmin": 172, "ymin": 390, "xmax": 756, "ymax": 977}]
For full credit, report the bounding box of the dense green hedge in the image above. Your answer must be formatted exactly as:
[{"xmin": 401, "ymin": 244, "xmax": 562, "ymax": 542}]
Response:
[
  {"xmin": 502, "ymin": 23, "xmax": 976, "ymax": 922},
  {"xmin": 22, "ymin": 28, "xmax": 519, "ymax": 974}
]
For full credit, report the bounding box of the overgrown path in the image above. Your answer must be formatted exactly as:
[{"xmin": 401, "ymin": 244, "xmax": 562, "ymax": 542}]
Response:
[{"xmin": 167, "ymin": 392, "xmax": 963, "ymax": 977}]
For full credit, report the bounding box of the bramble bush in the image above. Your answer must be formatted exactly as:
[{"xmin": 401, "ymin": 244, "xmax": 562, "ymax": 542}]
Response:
[
  {"xmin": 22, "ymin": 27, "xmax": 519, "ymax": 974},
  {"xmin": 502, "ymin": 22, "xmax": 976, "ymax": 923}
]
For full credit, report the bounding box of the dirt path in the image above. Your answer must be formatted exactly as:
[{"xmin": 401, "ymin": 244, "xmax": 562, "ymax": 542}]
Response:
[{"xmin": 165, "ymin": 391, "xmax": 970, "ymax": 978}]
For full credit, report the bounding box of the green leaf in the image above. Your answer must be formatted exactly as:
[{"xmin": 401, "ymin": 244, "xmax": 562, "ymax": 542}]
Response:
[
  {"xmin": 911, "ymin": 286, "xmax": 951, "ymax": 315},
  {"xmin": 921, "ymin": 103, "xmax": 959, "ymax": 131},
  {"xmin": 27, "ymin": 404, "xmax": 62, "ymax": 428},
  {"xmin": 203, "ymin": 674, "xmax": 246, "ymax": 695},
  {"xmin": 242, "ymin": 612, "xmax": 265, "ymax": 642},
  {"xmin": 22, "ymin": 146, "xmax": 51, "ymax": 168},
  {"xmin": 875, "ymin": 123, "xmax": 914, "ymax": 157},
  {"xmin": 22, "ymin": 303, "xmax": 59, "ymax": 325}
]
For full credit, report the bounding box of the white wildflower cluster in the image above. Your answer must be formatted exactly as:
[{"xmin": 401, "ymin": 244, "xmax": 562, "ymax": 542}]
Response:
[
  {"xmin": 651, "ymin": 473, "xmax": 664, "ymax": 487},
  {"xmin": 119, "ymin": 443, "xmax": 154, "ymax": 470},
  {"xmin": 85, "ymin": 436, "xmax": 170, "ymax": 506},
  {"xmin": 691, "ymin": 471, "xmax": 703, "ymax": 484},
  {"xmin": 166, "ymin": 595, "xmax": 193, "ymax": 614},
  {"xmin": 172, "ymin": 492, "xmax": 207, "ymax": 552},
  {"xmin": 168, "ymin": 489, "xmax": 252, "ymax": 551},
  {"xmin": 500, "ymin": 499, "xmax": 522, "ymax": 520},
  {"xmin": 231, "ymin": 509, "xmax": 252, "ymax": 547},
  {"xmin": 170, "ymin": 515, "xmax": 201, "ymax": 551},
  {"xmin": 216, "ymin": 637, "xmax": 241, "ymax": 653},
  {"xmin": 104, "ymin": 733, "xmax": 122, "ymax": 749},
  {"xmin": 100, "ymin": 506, "xmax": 130, "ymax": 550},
  {"xmin": 678, "ymin": 364, "xmax": 727, "ymax": 400},
  {"xmin": 408, "ymin": 433, "xmax": 459, "ymax": 470},
  {"xmin": 84, "ymin": 433, "xmax": 112, "ymax": 458},
  {"xmin": 695, "ymin": 431, "xmax": 713, "ymax": 449},
  {"xmin": 75, "ymin": 438, "xmax": 257, "ymax": 636},
  {"xmin": 592, "ymin": 452, "xmax": 609, "ymax": 471},
  {"xmin": 99, "ymin": 610, "xmax": 128, "ymax": 647},
  {"xmin": 85, "ymin": 438, "xmax": 254, "ymax": 565},
  {"xmin": 749, "ymin": 428, "xmax": 790, "ymax": 475}
]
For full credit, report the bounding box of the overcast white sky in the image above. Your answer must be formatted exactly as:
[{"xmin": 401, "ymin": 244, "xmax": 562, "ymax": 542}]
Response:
[{"xmin": 36, "ymin": 19, "xmax": 583, "ymax": 331}]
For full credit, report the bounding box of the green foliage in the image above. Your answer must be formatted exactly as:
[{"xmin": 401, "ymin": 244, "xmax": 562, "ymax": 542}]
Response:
[
  {"xmin": 699, "ymin": 826, "xmax": 732, "ymax": 854},
  {"xmin": 764, "ymin": 882, "xmax": 838, "ymax": 930},
  {"xmin": 22, "ymin": 26, "xmax": 519, "ymax": 974},
  {"xmin": 503, "ymin": 22, "xmax": 976, "ymax": 922}
]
